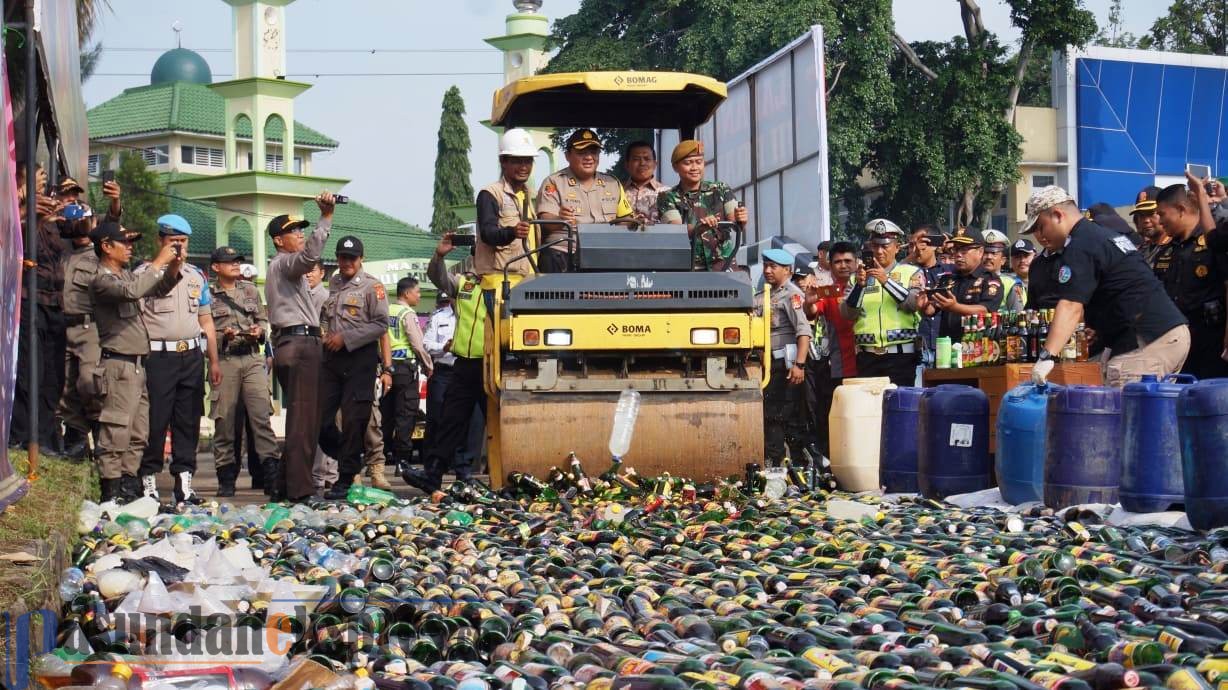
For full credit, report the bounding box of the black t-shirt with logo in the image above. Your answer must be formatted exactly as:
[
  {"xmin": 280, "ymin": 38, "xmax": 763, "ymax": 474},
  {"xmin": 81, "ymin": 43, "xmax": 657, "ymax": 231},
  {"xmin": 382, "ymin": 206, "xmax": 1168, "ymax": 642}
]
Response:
[{"xmin": 1054, "ymin": 219, "xmax": 1186, "ymax": 355}]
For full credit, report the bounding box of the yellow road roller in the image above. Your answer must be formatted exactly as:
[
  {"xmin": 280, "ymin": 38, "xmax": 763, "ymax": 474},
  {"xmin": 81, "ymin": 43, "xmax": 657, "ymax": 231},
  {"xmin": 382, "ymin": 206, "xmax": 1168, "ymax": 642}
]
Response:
[{"xmin": 483, "ymin": 71, "xmax": 769, "ymax": 486}]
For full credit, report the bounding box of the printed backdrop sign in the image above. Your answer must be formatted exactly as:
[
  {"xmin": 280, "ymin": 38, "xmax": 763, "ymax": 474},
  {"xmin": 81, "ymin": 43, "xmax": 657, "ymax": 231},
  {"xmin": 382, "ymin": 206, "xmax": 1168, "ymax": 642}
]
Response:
[{"xmin": 0, "ymin": 41, "xmax": 28, "ymax": 509}]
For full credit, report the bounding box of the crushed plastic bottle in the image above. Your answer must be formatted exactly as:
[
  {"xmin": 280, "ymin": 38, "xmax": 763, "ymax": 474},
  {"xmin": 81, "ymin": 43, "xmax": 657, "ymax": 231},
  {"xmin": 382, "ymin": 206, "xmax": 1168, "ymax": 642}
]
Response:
[{"xmin": 607, "ymin": 389, "xmax": 641, "ymax": 459}]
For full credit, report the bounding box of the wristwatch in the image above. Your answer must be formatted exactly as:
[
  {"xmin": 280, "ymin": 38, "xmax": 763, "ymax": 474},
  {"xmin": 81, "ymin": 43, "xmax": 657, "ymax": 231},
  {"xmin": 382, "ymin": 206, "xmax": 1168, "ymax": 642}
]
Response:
[
  {"xmin": 1037, "ymin": 350, "xmax": 1055, "ymax": 363},
  {"xmin": 792, "ymin": 362, "xmax": 806, "ymax": 370},
  {"xmin": 381, "ymin": 365, "xmax": 394, "ymax": 375}
]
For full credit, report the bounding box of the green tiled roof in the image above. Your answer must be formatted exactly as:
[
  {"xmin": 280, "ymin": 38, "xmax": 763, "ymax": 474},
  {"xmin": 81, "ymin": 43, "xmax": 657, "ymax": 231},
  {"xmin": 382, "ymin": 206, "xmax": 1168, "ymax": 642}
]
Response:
[
  {"xmin": 88, "ymin": 81, "xmax": 338, "ymax": 148},
  {"xmin": 162, "ymin": 175, "xmax": 433, "ymax": 262}
]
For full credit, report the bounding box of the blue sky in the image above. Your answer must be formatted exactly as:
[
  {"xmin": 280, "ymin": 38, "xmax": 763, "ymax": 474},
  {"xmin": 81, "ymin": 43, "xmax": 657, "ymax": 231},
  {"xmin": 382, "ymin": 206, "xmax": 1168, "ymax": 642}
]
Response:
[{"xmin": 82, "ymin": 0, "xmax": 1164, "ymax": 228}]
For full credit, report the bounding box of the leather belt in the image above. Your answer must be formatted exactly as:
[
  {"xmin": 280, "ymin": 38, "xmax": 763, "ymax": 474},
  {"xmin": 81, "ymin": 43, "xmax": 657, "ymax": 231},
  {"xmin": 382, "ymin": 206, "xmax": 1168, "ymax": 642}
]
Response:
[
  {"xmin": 65, "ymin": 314, "xmax": 93, "ymax": 327},
  {"xmin": 101, "ymin": 351, "xmax": 143, "ymax": 365},
  {"xmin": 223, "ymin": 344, "xmax": 259, "ymax": 358},
  {"xmin": 276, "ymin": 325, "xmax": 321, "ymax": 338},
  {"xmin": 858, "ymin": 343, "xmax": 917, "ymax": 355},
  {"xmin": 150, "ymin": 338, "xmax": 201, "ymax": 353}
]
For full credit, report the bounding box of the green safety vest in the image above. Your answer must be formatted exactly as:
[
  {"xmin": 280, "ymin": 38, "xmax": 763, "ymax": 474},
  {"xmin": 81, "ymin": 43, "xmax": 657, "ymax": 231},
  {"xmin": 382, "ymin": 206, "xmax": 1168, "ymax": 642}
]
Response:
[
  {"xmin": 999, "ymin": 273, "xmax": 1018, "ymax": 311},
  {"xmin": 387, "ymin": 303, "xmax": 414, "ymax": 361},
  {"xmin": 853, "ymin": 262, "xmax": 921, "ymax": 348},
  {"xmin": 451, "ymin": 274, "xmax": 486, "ymax": 359}
]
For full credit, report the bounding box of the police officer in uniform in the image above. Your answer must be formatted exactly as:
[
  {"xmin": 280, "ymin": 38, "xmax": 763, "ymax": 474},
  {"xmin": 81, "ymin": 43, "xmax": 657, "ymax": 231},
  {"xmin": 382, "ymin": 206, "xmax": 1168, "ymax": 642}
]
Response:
[
  {"xmin": 59, "ymin": 181, "xmax": 123, "ymax": 459},
  {"xmin": 136, "ymin": 215, "xmax": 222, "ymax": 504},
  {"xmin": 405, "ymin": 233, "xmax": 484, "ymax": 493},
  {"xmin": 318, "ymin": 236, "xmax": 389, "ymax": 499},
  {"xmin": 267, "ymin": 193, "xmax": 336, "ymax": 502},
  {"xmin": 1023, "ymin": 186, "xmax": 1190, "ymax": 387},
  {"xmin": 980, "ymin": 229, "xmax": 1024, "ymax": 312},
  {"xmin": 207, "ymin": 246, "xmax": 280, "ymax": 497},
  {"xmin": 925, "ymin": 227, "xmax": 1004, "ymax": 340},
  {"xmin": 760, "ymin": 249, "xmax": 811, "ymax": 466},
  {"xmin": 383, "ymin": 276, "xmax": 432, "ymax": 476},
  {"xmin": 1153, "ymin": 184, "xmax": 1228, "ymax": 379},
  {"xmin": 536, "ymin": 128, "xmax": 632, "ymax": 272},
  {"xmin": 841, "ymin": 219, "xmax": 924, "ymax": 388},
  {"xmin": 90, "ymin": 223, "xmax": 184, "ymax": 503}
]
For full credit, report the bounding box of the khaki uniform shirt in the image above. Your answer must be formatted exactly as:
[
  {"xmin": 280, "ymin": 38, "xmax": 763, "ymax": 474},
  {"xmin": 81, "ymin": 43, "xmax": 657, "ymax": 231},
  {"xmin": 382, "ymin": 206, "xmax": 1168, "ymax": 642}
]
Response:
[
  {"xmin": 267, "ymin": 217, "xmax": 332, "ymax": 330},
  {"xmin": 535, "ymin": 168, "xmax": 632, "ymax": 252},
  {"xmin": 91, "ymin": 264, "xmax": 182, "ymax": 355},
  {"xmin": 136, "ymin": 262, "xmax": 209, "ymax": 342},
  {"xmin": 310, "ymin": 283, "xmax": 329, "ymax": 319},
  {"xmin": 625, "ymin": 177, "xmax": 669, "ymax": 224},
  {"xmin": 62, "ymin": 244, "xmax": 99, "ymax": 316},
  {"xmin": 323, "ymin": 270, "xmax": 389, "ymax": 351},
  {"xmin": 756, "ymin": 281, "xmax": 811, "ymax": 352},
  {"xmin": 210, "ymin": 280, "xmax": 270, "ymax": 355}
]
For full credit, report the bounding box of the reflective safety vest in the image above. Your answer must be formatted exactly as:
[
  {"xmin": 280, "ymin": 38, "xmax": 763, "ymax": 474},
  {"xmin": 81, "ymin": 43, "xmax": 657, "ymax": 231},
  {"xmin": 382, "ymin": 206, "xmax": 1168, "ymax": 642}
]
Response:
[
  {"xmin": 387, "ymin": 303, "xmax": 414, "ymax": 361},
  {"xmin": 999, "ymin": 273, "xmax": 1018, "ymax": 311},
  {"xmin": 853, "ymin": 262, "xmax": 921, "ymax": 348},
  {"xmin": 451, "ymin": 274, "xmax": 486, "ymax": 359}
]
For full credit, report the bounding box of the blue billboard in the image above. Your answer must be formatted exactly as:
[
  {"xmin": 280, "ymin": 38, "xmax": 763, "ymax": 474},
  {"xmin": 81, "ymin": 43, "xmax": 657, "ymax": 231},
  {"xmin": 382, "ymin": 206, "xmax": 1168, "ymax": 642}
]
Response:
[{"xmin": 1072, "ymin": 48, "xmax": 1228, "ymax": 208}]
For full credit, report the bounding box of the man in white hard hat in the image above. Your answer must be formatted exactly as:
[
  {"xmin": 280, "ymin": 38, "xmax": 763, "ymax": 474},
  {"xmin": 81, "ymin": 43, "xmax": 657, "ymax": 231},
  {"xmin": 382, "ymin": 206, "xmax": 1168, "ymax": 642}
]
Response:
[{"xmin": 475, "ymin": 128, "xmax": 538, "ymax": 278}]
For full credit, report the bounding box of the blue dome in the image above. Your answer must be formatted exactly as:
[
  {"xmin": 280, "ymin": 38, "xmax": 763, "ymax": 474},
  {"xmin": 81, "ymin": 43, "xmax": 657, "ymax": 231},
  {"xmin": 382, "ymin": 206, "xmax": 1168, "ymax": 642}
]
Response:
[{"xmin": 150, "ymin": 48, "xmax": 212, "ymax": 86}]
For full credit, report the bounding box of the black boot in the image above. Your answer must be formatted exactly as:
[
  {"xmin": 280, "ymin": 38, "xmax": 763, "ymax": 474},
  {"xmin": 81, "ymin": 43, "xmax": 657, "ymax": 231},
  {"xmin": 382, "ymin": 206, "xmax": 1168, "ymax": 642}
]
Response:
[
  {"xmin": 261, "ymin": 458, "xmax": 285, "ymax": 501},
  {"xmin": 119, "ymin": 475, "xmax": 141, "ymax": 503},
  {"xmin": 323, "ymin": 475, "xmax": 354, "ymax": 500},
  {"xmin": 216, "ymin": 463, "xmax": 238, "ymax": 498},
  {"xmin": 99, "ymin": 477, "xmax": 122, "ymax": 503}
]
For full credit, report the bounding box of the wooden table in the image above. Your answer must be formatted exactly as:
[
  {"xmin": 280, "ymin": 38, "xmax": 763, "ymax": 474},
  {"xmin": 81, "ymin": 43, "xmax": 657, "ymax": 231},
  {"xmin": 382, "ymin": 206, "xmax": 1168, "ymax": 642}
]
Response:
[{"xmin": 921, "ymin": 363, "xmax": 1103, "ymax": 452}]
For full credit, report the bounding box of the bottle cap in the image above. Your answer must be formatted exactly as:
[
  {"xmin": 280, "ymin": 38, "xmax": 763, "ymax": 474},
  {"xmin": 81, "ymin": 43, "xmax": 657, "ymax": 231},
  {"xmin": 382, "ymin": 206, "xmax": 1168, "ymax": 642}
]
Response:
[{"xmin": 112, "ymin": 663, "xmax": 134, "ymax": 680}]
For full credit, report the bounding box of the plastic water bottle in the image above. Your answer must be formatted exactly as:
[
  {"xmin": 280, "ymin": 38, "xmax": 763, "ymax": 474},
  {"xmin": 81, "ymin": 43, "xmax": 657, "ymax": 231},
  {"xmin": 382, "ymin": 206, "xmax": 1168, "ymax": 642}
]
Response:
[
  {"xmin": 58, "ymin": 567, "xmax": 85, "ymax": 600},
  {"xmin": 608, "ymin": 389, "xmax": 641, "ymax": 459}
]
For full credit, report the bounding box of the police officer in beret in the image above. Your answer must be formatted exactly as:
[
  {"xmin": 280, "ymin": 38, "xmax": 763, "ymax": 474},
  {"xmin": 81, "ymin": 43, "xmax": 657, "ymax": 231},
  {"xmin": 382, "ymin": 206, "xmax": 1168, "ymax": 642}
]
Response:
[
  {"xmin": 136, "ymin": 214, "xmax": 222, "ymax": 504},
  {"xmin": 317, "ymin": 235, "xmax": 389, "ymax": 498},
  {"xmin": 759, "ymin": 248, "xmax": 811, "ymax": 466}
]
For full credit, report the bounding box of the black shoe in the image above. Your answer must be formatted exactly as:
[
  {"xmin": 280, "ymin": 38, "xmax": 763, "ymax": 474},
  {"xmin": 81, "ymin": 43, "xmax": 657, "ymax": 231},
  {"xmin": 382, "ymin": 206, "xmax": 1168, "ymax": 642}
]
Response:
[
  {"xmin": 260, "ymin": 458, "xmax": 282, "ymax": 497},
  {"xmin": 62, "ymin": 439, "xmax": 89, "ymax": 462},
  {"xmin": 119, "ymin": 475, "xmax": 141, "ymax": 503},
  {"xmin": 402, "ymin": 468, "xmax": 440, "ymax": 494},
  {"xmin": 99, "ymin": 478, "xmax": 122, "ymax": 503},
  {"xmin": 323, "ymin": 477, "xmax": 353, "ymax": 500},
  {"xmin": 216, "ymin": 481, "xmax": 236, "ymax": 498}
]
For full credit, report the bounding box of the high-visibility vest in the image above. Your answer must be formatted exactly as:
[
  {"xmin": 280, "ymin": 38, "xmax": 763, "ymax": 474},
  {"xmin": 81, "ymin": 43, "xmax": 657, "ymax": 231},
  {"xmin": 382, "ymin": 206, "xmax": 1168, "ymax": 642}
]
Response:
[
  {"xmin": 999, "ymin": 273, "xmax": 1018, "ymax": 311},
  {"xmin": 387, "ymin": 303, "xmax": 414, "ymax": 360},
  {"xmin": 853, "ymin": 262, "xmax": 921, "ymax": 348},
  {"xmin": 451, "ymin": 274, "xmax": 485, "ymax": 359}
]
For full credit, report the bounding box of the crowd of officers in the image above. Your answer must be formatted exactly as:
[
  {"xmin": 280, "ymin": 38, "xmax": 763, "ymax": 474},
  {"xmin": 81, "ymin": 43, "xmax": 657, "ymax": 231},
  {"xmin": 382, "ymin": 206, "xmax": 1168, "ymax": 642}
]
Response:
[{"xmin": 16, "ymin": 140, "xmax": 1228, "ymax": 490}]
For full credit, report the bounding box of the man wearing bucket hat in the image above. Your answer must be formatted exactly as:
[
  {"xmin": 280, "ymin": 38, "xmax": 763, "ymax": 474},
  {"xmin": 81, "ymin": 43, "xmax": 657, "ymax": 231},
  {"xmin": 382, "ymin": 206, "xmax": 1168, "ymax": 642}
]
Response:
[
  {"xmin": 760, "ymin": 248, "xmax": 811, "ymax": 465},
  {"xmin": 536, "ymin": 128, "xmax": 632, "ymax": 273},
  {"xmin": 841, "ymin": 218, "xmax": 924, "ymax": 388},
  {"xmin": 1021, "ymin": 185, "xmax": 1189, "ymax": 387}
]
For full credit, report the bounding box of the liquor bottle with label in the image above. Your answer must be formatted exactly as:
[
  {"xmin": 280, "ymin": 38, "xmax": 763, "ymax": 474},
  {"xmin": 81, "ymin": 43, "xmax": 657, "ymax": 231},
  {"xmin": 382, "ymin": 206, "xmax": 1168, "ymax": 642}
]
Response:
[
  {"xmin": 1006, "ymin": 313, "xmax": 1022, "ymax": 364},
  {"xmin": 1075, "ymin": 323, "xmax": 1089, "ymax": 362},
  {"xmin": 1038, "ymin": 310, "xmax": 1051, "ymax": 360},
  {"xmin": 1027, "ymin": 310, "xmax": 1041, "ymax": 362},
  {"xmin": 994, "ymin": 313, "xmax": 1007, "ymax": 365}
]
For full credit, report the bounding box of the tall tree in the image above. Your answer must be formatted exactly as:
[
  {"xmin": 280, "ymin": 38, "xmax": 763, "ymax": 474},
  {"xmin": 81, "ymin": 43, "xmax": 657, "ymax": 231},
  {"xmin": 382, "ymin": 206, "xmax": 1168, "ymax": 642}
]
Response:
[
  {"xmin": 545, "ymin": 0, "xmax": 894, "ymax": 234},
  {"xmin": 89, "ymin": 151, "xmax": 169, "ymax": 260},
  {"xmin": 886, "ymin": 0, "xmax": 1097, "ymax": 228},
  {"xmin": 429, "ymin": 86, "xmax": 474, "ymax": 235},
  {"xmin": 1139, "ymin": 0, "xmax": 1226, "ymax": 56},
  {"xmin": 1095, "ymin": 0, "xmax": 1139, "ymax": 48}
]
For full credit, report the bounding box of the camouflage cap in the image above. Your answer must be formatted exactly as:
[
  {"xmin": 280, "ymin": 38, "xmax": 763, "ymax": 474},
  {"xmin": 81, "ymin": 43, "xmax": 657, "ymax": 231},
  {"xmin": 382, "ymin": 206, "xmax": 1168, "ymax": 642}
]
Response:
[{"xmin": 1021, "ymin": 185, "xmax": 1076, "ymax": 235}]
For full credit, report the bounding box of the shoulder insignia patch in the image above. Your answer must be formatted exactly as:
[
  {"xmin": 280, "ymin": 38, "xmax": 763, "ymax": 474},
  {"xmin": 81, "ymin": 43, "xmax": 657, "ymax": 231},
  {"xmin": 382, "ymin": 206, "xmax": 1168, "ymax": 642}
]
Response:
[
  {"xmin": 1196, "ymin": 264, "xmax": 1210, "ymax": 278},
  {"xmin": 1112, "ymin": 236, "xmax": 1137, "ymax": 254},
  {"xmin": 374, "ymin": 284, "xmax": 386, "ymax": 300},
  {"xmin": 1058, "ymin": 265, "xmax": 1072, "ymax": 283},
  {"xmin": 544, "ymin": 184, "xmax": 557, "ymax": 195},
  {"xmin": 986, "ymin": 283, "xmax": 999, "ymax": 296},
  {"xmin": 790, "ymin": 294, "xmax": 803, "ymax": 310}
]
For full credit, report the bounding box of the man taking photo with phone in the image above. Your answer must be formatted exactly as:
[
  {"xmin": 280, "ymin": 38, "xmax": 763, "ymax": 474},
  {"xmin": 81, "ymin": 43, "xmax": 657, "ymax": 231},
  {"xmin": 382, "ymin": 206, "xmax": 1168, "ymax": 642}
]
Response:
[
  {"xmin": 840, "ymin": 219, "xmax": 924, "ymax": 388},
  {"xmin": 922, "ymin": 227, "xmax": 1004, "ymax": 342}
]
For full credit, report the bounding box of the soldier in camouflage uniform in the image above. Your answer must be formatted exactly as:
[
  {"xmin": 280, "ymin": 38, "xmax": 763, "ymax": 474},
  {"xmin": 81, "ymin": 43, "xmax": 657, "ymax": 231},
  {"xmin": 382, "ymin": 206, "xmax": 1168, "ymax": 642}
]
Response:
[{"xmin": 658, "ymin": 140, "xmax": 749, "ymax": 270}]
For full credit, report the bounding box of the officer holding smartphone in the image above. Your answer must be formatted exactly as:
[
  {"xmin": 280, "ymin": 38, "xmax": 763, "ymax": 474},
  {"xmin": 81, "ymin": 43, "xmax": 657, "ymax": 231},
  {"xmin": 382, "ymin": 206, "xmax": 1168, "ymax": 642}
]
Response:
[{"xmin": 923, "ymin": 227, "xmax": 1003, "ymax": 341}]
